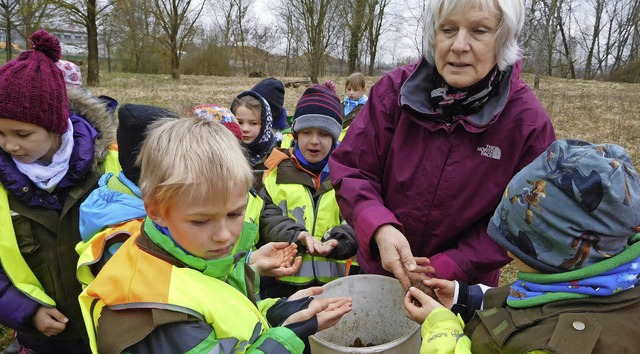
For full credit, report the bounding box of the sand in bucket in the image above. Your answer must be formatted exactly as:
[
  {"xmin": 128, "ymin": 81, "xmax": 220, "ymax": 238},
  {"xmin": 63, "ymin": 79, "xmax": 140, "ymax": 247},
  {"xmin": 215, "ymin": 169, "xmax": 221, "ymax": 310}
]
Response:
[{"xmin": 309, "ymin": 274, "xmax": 421, "ymax": 353}]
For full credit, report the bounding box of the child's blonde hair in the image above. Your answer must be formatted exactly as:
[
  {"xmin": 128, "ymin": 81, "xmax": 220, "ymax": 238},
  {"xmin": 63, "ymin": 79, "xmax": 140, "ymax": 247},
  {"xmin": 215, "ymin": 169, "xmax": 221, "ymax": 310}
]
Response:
[
  {"xmin": 137, "ymin": 117, "xmax": 253, "ymax": 211},
  {"xmin": 345, "ymin": 72, "xmax": 366, "ymax": 91},
  {"xmin": 232, "ymin": 95, "xmax": 263, "ymax": 121}
]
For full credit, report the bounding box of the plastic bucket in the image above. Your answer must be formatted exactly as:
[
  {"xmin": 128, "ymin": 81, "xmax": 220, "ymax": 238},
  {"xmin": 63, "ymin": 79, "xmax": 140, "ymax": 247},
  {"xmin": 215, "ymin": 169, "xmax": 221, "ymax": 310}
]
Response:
[{"xmin": 309, "ymin": 274, "xmax": 421, "ymax": 353}]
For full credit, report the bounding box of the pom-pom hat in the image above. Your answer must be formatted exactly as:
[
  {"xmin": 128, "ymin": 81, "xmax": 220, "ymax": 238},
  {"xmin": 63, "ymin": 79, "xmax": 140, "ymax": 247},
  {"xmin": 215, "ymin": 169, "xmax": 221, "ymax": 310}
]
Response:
[{"xmin": 0, "ymin": 30, "xmax": 69, "ymax": 134}]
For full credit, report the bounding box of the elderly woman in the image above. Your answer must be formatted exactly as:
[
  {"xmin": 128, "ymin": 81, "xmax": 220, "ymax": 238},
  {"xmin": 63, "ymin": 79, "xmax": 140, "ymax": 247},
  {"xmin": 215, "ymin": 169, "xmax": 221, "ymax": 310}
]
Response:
[{"xmin": 329, "ymin": 0, "xmax": 556, "ymax": 289}]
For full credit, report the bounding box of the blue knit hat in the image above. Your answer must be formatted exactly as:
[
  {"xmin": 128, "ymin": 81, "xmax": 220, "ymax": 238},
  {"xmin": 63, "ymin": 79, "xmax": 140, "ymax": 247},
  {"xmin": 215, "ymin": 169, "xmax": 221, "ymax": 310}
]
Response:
[
  {"xmin": 292, "ymin": 81, "xmax": 342, "ymax": 141},
  {"xmin": 251, "ymin": 77, "xmax": 288, "ymax": 130},
  {"xmin": 488, "ymin": 139, "xmax": 640, "ymax": 273}
]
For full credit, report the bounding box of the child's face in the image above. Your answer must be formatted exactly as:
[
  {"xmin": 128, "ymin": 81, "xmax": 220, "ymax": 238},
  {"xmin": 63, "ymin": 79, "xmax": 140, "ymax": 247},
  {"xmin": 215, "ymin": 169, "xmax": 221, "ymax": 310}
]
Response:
[
  {"xmin": 346, "ymin": 85, "xmax": 365, "ymax": 101},
  {"xmin": 0, "ymin": 118, "xmax": 59, "ymax": 164},
  {"xmin": 296, "ymin": 128, "xmax": 333, "ymax": 164},
  {"xmin": 147, "ymin": 183, "xmax": 248, "ymax": 260},
  {"xmin": 235, "ymin": 106, "xmax": 261, "ymax": 144}
]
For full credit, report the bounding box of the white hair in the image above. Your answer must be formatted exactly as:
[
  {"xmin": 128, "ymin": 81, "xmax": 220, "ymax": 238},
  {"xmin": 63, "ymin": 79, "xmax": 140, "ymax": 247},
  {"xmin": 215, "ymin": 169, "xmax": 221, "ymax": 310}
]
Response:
[{"xmin": 423, "ymin": 0, "xmax": 525, "ymax": 70}]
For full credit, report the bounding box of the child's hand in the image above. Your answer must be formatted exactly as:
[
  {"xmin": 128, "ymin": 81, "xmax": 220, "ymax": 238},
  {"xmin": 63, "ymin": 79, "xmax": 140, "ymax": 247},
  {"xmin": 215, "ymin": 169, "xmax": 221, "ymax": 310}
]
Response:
[
  {"xmin": 422, "ymin": 278, "xmax": 456, "ymax": 309},
  {"xmin": 288, "ymin": 286, "xmax": 324, "ymax": 301},
  {"xmin": 250, "ymin": 242, "xmax": 303, "ymax": 277},
  {"xmin": 283, "ymin": 296, "xmax": 353, "ymax": 332},
  {"xmin": 299, "ymin": 232, "xmax": 337, "ymax": 256},
  {"xmin": 33, "ymin": 306, "xmax": 68, "ymax": 336},
  {"xmin": 404, "ymin": 286, "xmax": 443, "ymax": 324}
]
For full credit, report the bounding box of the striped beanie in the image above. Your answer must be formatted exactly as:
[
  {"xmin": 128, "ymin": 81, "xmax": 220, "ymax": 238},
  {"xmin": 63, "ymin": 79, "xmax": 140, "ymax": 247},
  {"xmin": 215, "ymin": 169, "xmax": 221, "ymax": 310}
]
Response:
[
  {"xmin": 292, "ymin": 81, "xmax": 342, "ymax": 141},
  {"xmin": 0, "ymin": 30, "xmax": 68, "ymax": 134}
]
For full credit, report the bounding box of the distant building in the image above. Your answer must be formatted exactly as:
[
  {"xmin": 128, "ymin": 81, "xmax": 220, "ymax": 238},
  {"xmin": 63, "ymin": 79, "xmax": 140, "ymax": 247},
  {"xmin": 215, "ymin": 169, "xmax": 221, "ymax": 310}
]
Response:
[{"xmin": 0, "ymin": 25, "xmax": 107, "ymax": 57}]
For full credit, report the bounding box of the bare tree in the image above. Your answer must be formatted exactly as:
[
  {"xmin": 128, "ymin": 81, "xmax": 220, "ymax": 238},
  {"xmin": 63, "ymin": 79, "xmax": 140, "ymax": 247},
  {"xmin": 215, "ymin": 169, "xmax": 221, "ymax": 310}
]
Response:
[
  {"xmin": 0, "ymin": 0, "xmax": 19, "ymax": 61},
  {"xmin": 278, "ymin": 0, "xmax": 341, "ymax": 83},
  {"xmin": 275, "ymin": 2, "xmax": 301, "ymax": 76},
  {"xmin": 15, "ymin": 0, "xmax": 57, "ymax": 50},
  {"xmin": 110, "ymin": 0, "xmax": 156, "ymax": 72},
  {"xmin": 344, "ymin": 0, "xmax": 366, "ymax": 73},
  {"xmin": 51, "ymin": 0, "xmax": 114, "ymax": 86},
  {"xmin": 363, "ymin": 0, "xmax": 390, "ymax": 75},
  {"xmin": 152, "ymin": 0, "xmax": 206, "ymax": 79}
]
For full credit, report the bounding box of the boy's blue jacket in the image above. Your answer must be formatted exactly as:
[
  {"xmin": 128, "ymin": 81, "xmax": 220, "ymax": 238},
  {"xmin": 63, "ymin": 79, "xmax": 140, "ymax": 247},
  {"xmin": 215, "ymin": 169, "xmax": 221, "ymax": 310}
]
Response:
[{"xmin": 79, "ymin": 172, "xmax": 145, "ymax": 241}]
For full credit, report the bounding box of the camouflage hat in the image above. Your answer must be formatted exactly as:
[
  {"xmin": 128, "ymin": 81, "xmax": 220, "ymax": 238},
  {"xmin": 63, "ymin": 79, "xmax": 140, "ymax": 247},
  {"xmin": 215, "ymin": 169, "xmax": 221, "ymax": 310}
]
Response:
[{"xmin": 488, "ymin": 139, "xmax": 640, "ymax": 273}]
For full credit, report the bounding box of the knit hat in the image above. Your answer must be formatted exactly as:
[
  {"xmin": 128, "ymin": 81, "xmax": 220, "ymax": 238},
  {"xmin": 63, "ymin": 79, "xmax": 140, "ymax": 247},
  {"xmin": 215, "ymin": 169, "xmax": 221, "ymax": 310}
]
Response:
[
  {"xmin": 251, "ymin": 77, "xmax": 288, "ymax": 130},
  {"xmin": 488, "ymin": 139, "xmax": 640, "ymax": 273},
  {"xmin": 292, "ymin": 81, "xmax": 342, "ymax": 141},
  {"xmin": 55, "ymin": 59, "xmax": 82, "ymax": 87},
  {"xmin": 117, "ymin": 104, "xmax": 178, "ymax": 185},
  {"xmin": 0, "ymin": 30, "xmax": 68, "ymax": 134},
  {"xmin": 191, "ymin": 104, "xmax": 243, "ymax": 140}
]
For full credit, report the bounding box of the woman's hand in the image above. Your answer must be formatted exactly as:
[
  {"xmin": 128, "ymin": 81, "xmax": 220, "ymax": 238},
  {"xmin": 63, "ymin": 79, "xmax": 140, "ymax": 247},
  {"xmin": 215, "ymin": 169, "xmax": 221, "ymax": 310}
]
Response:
[
  {"xmin": 374, "ymin": 225, "xmax": 423, "ymax": 290},
  {"xmin": 404, "ymin": 286, "xmax": 443, "ymax": 325},
  {"xmin": 33, "ymin": 306, "xmax": 68, "ymax": 336},
  {"xmin": 299, "ymin": 232, "xmax": 338, "ymax": 256},
  {"xmin": 283, "ymin": 296, "xmax": 353, "ymax": 332},
  {"xmin": 249, "ymin": 242, "xmax": 302, "ymax": 277}
]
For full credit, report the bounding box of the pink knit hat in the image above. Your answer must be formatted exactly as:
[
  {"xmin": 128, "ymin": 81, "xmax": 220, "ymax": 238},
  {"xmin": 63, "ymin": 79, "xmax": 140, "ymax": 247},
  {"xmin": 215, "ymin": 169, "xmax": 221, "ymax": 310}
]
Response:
[
  {"xmin": 0, "ymin": 30, "xmax": 69, "ymax": 134},
  {"xmin": 55, "ymin": 59, "xmax": 83, "ymax": 87}
]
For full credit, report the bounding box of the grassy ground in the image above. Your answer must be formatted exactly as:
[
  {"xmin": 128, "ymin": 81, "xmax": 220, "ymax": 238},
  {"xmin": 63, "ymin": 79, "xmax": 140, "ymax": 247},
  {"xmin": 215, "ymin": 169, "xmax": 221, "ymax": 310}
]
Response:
[{"xmin": 1, "ymin": 71, "xmax": 639, "ymax": 349}]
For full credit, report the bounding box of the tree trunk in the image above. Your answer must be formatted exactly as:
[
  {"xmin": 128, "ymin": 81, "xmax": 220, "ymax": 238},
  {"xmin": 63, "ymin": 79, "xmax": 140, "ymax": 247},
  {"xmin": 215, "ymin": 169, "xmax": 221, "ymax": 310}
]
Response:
[
  {"xmin": 86, "ymin": 0, "xmax": 100, "ymax": 87},
  {"xmin": 171, "ymin": 40, "xmax": 180, "ymax": 79},
  {"xmin": 4, "ymin": 22, "xmax": 13, "ymax": 61}
]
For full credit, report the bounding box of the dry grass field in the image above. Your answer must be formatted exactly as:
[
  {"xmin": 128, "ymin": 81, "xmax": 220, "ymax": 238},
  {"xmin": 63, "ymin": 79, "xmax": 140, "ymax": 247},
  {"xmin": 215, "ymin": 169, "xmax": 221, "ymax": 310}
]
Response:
[
  {"xmin": 90, "ymin": 71, "xmax": 640, "ymax": 167},
  {"xmin": 1, "ymin": 71, "xmax": 639, "ymax": 350}
]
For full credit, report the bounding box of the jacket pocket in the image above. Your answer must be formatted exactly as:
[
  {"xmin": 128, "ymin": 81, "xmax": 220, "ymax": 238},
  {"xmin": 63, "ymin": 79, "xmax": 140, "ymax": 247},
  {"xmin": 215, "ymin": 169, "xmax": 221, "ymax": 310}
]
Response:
[{"xmin": 11, "ymin": 214, "xmax": 40, "ymax": 254}]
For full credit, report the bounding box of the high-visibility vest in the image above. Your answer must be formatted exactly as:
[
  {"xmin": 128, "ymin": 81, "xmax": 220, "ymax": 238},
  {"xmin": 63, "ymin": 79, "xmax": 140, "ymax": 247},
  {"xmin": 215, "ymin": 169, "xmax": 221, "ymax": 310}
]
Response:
[
  {"xmin": 0, "ymin": 186, "xmax": 55, "ymax": 306},
  {"xmin": 263, "ymin": 167, "xmax": 348, "ymax": 285},
  {"xmin": 79, "ymin": 225, "xmax": 271, "ymax": 354},
  {"xmin": 245, "ymin": 191, "xmax": 264, "ymax": 247},
  {"xmin": 0, "ymin": 145, "xmax": 119, "ymax": 305},
  {"xmin": 75, "ymin": 219, "xmax": 142, "ymax": 288}
]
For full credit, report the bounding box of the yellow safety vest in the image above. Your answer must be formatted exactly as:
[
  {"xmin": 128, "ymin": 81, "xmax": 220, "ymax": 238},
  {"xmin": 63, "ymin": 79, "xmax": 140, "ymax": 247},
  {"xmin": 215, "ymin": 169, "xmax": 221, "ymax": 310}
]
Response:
[
  {"xmin": 0, "ymin": 146, "xmax": 120, "ymax": 306},
  {"xmin": 263, "ymin": 167, "xmax": 349, "ymax": 285},
  {"xmin": 245, "ymin": 191, "xmax": 264, "ymax": 247},
  {"xmin": 280, "ymin": 133, "xmax": 294, "ymax": 149},
  {"xmin": 75, "ymin": 219, "xmax": 142, "ymax": 288},
  {"xmin": 0, "ymin": 186, "xmax": 55, "ymax": 306},
  {"xmin": 79, "ymin": 229, "xmax": 270, "ymax": 354}
]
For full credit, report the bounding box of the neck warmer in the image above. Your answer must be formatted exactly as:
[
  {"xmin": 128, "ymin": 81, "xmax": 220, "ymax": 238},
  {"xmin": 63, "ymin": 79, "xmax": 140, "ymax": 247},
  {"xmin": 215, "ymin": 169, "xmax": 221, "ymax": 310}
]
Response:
[
  {"xmin": 293, "ymin": 142, "xmax": 333, "ymax": 179},
  {"xmin": 13, "ymin": 118, "xmax": 74, "ymax": 192},
  {"xmin": 430, "ymin": 66, "xmax": 503, "ymax": 120},
  {"xmin": 507, "ymin": 241, "xmax": 640, "ymax": 308},
  {"xmin": 0, "ymin": 114, "xmax": 97, "ymax": 209}
]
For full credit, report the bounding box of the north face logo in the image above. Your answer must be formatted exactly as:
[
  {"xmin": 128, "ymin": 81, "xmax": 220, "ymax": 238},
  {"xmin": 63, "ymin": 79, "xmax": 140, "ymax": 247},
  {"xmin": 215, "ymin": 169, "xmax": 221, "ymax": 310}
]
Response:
[{"xmin": 478, "ymin": 145, "xmax": 501, "ymax": 160}]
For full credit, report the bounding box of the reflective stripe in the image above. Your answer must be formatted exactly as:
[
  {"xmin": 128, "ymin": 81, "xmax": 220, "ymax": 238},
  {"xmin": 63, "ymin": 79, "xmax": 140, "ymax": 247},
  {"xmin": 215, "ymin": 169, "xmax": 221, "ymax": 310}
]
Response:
[
  {"xmin": 257, "ymin": 338, "xmax": 290, "ymax": 354},
  {"xmin": 263, "ymin": 167, "xmax": 348, "ymax": 285},
  {"xmin": 80, "ymin": 230, "xmax": 270, "ymax": 354}
]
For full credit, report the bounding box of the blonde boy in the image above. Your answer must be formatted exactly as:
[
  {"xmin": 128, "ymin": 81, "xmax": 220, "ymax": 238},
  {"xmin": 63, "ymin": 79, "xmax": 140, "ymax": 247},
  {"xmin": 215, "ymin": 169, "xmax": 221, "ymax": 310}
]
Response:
[{"xmin": 79, "ymin": 117, "xmax": 351, "ymax": 354}]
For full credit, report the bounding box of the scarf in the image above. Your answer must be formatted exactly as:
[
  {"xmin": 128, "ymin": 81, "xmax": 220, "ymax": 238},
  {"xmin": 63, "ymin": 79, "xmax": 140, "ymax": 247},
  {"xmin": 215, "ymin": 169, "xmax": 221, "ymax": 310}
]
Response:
[
  {"xmin": 0, "ymin": 114, "xmax": 97, "ymax": 209},
  {"xmin": 293, "ymin": 142, "xmax": 333, "ymax": 182},
  {"xmin": 430, "ymin": 66, "xmax": 503, "ymax": 120},
  {"xmin": 144, "ymin": 217, "xmax": 255, "ymax": 281},
  {"xmin": 13, "ymin": 118, "xmax": 74, "ymax": 192},
  {"xmin": 240, "ymin": 93, "xmax": 278, "ymax": 167},
  {"xmin": 507, "ymin": 242, "xmax": 640, "ymax": 308}
]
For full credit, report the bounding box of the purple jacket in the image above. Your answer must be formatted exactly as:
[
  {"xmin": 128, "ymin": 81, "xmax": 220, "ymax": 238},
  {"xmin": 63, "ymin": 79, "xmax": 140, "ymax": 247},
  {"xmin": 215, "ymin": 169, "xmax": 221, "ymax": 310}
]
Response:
[{"xmin": 329, "ymin": 58, "xmax": 556, "ymax": 285}]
